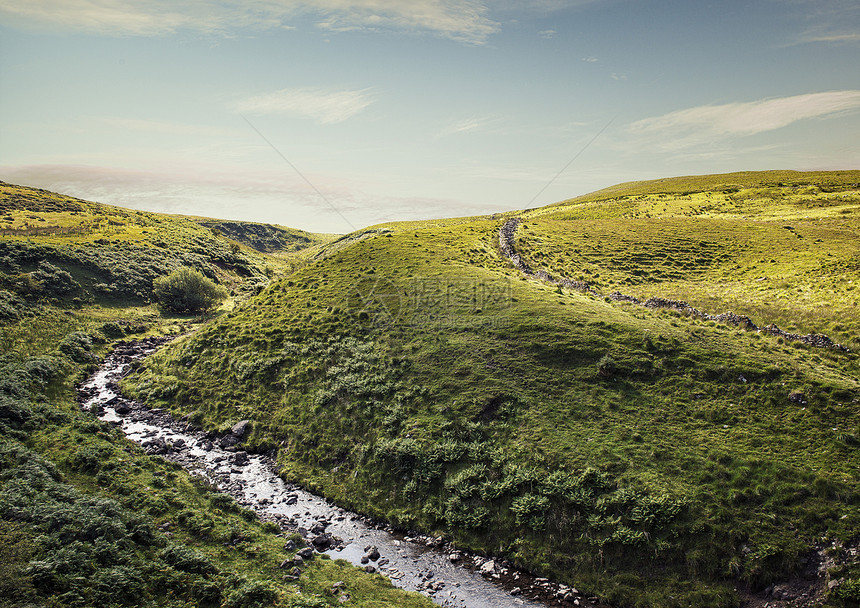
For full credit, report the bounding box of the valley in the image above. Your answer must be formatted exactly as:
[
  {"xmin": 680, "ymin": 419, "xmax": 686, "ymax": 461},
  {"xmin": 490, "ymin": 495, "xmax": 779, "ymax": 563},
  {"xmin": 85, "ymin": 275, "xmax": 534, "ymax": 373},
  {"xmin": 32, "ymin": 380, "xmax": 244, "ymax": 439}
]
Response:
[{"xmin": 1, "ymin": 170, "xmax": 859, "ymax": 608}]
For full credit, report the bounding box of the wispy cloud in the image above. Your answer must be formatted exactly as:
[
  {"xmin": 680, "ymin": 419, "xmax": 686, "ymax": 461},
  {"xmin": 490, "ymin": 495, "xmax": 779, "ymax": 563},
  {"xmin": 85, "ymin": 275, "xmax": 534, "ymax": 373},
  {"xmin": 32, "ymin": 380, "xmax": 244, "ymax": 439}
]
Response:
[
  {"xmin": 233, "ymin": 87, "xmax": 375, "ymax": 124},
  {"xmin": 539, "ymin": 29, "xmax": 556, "ymax": 39},
  {"xmin": 312, "ymin": 0, "xmax": 499, "ymax": 43},
  {"xmin": 630, "ymin": 91, "xmax": 860, "ymax": 140},
  {"xmin": 797, "ymin": 31, "xmax": 860, "ymax": 44},
  {"xmin": 437, "ymin": 116, "xmax": 498, "ymax": 137},
  {"xmin": 0, "ymin": 0, "xmax": 499, "ymax": 43},
  {"xmin": 581, "ymin": 56, "xmax": 599, "ymax": 62}
]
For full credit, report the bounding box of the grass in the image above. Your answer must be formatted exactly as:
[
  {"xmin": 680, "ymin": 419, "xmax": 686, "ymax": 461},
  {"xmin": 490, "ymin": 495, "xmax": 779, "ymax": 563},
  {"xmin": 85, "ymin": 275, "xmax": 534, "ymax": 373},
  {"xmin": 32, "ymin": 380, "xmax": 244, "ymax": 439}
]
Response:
[
  {"xmin": 516, "ymin": 170, "xmax": 860, "ymax": 350},
  {"xmin": 0, "ymin": 182, "xmax": 434, "ymax": 608},
  {"xmin": 126, "ymin": 172, "xmax": 860, "ymax": 607},
  {"xmin": 5, "ymin": 171, "xmax": 860, "ymax": 608}
]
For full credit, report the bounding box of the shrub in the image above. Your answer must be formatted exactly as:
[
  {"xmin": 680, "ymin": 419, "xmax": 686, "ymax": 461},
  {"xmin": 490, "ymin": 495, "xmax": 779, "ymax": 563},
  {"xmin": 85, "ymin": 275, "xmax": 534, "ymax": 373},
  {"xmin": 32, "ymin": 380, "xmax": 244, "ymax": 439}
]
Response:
[
  {"xmin": 0, "ymin": 289, "xmax": 25, "ymax": 321},
  {"xmin": 598, "ymin": 354, "xmax": 617, "ymax": 377},
  {"xmin": 29, "ymin": 261, "xmax": 80, "ymax": 298},
  {"xmin": 58, "ymin": 332, "xmax": 96, "ymax": 363},
  {"xmin": 160, "ymin": 545, "xmax": 217, "ymax": 574},
  {"xmin": 153, "ymin": 267, "xmax": 228, "ymax": 313},
  {"xmin": 224, "ymin": 579, "xmax": 277, "ymax": 608},
  {"xmin": 832, "ymin": 578, "xmax": 860, "ymax": 607},
  {"xmin": 100, "ymin": 322, "xmax": 126, "ymax": 339}
]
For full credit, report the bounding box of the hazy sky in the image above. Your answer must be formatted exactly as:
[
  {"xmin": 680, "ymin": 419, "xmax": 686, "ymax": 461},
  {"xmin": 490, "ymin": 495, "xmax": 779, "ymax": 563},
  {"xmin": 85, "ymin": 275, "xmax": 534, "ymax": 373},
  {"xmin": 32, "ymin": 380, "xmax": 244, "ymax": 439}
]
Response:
[{"xmin": 1, "ymin": 0, "xmax": 859, "ymax": 233}]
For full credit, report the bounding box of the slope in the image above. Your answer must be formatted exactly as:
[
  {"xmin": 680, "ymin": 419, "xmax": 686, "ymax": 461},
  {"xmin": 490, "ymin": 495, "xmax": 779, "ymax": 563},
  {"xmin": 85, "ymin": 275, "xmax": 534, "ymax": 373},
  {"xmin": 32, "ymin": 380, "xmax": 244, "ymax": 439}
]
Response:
[
  {"xmin": 127, "ymin": 171, "xmax": 860, "ymax": 608},
  {"xmin": 0, "ymin": 183, "xmax": 435, "ymax": 608}
]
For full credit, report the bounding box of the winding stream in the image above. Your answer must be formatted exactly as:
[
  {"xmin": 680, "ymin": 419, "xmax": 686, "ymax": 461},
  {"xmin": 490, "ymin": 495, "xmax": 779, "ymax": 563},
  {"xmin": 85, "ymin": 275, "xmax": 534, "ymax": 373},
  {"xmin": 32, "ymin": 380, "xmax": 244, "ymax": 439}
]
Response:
[{"xmin": 79, "ymin": 338, "xmax": 600, "ymax": 608}]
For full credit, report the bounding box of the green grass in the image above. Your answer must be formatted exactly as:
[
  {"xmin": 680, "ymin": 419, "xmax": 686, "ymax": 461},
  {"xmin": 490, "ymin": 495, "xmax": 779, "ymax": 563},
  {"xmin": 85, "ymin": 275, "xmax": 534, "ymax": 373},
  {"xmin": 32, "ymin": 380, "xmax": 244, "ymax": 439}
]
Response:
[
  {"xmin": 126, "ymin": 172, "xmax": 860, "ymax": 607},
  {"xmin": 0, "ymin": 183, "xmax": 433, "ymax": 608},
  {"xmin": 6, "ymin": 171, "xmax": 860, "ymax": 608},
  {"xmin": 516, "ymin": 170, "xmax": 860, "ymax": 350}
]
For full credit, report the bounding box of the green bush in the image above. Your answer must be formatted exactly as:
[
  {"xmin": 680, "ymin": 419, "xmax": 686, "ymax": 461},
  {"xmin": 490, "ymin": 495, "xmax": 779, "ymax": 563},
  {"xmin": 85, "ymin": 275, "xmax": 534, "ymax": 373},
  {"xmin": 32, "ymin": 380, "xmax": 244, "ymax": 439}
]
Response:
[
  {"xmin": 153, "ymin": 267, "xmax": 228, "ymax": 313},
  {"xmin": 58, "ymin": 331, "xmax": 96, "ymax": 363},
  {"xmin": 30, "ymin": 261, "xmax": 80, "ymax": 298},
  {"xmin": 160, "ymin": 545, "xmax": 217, "ymax": 574},
  {"xmin": 832, "ymin": 578, "xmax": 860, "ymax": 607},
  {"xmin": 224, "ymin": 579, "xmax": 277, "ymax": 608}
]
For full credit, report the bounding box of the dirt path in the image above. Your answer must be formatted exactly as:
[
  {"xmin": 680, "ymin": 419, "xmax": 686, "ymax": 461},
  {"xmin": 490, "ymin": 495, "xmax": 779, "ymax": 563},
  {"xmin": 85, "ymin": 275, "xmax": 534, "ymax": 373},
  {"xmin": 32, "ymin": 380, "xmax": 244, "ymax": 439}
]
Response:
[{"xmin": 499, "ymin": 218, "xmax": 848, "ymax": 351}]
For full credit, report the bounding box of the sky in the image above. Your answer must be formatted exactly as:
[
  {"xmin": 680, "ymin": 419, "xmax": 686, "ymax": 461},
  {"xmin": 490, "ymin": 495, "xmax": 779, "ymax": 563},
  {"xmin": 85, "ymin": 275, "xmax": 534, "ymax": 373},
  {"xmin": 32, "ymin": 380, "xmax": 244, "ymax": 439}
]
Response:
[{"xmin": 1, "ymin": 0, "xmax": 859, "ymax": 233}]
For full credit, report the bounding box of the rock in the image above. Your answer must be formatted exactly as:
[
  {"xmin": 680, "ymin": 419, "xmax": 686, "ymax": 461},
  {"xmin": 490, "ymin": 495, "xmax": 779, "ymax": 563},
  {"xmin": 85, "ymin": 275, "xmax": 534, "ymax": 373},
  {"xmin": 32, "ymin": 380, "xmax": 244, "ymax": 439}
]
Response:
[
  {"xmin": 297, "ymin": 547, "xmax": 314, "ymax": 559},
  {"xmin": 291, "ymin": 567, "xmax": 302, "ymax": 578},
  {"xmin": 788, "ymin": 391, "xmax": 807, "ymax": 405},
  {"xmin": 233, "ymin": 451, "xmax": 249, "ymax": 465},
  {"xmin": 219, "ymin": 435, "xmax": 239, "ymax": 448},
  {"xmin": 284, "ymin": 540, "xmax": 296, "ymax": 551},
  {"xmin": 480, "ymin": 560, "xmax": 496, "ymax": 576},
  {"xmin": 363, "ymin": 565, "xmax": 376, "ymax": 573},
  {"xmin": 310, "ymin": 521, "xmax": 327, "ymax": 534},
  {"xmin": 772, "ymin": 584, "xmax": 797, "ymax": 600},
  {"xmin": 284, "ymin": 494, "xmax": 298, "ymax": 505},
  {"xmin": 448, "ymin": 552, "xmax": 462, "ymax": 562},
  {"xmin": 278, "ymin": 559, "xmax": 291, "ymax": 569},
  {"xmin": 363, "ymin": 546, "xmax": 380, "ymax": 561},
  {"xmin": 231, "ymin": 419, "xmax": 251, "ymax": 437},
  {"xmin": 312, "ymin": 534, "xmax": 332, "ymax": 550},
  {"xmin": 115, "ymin": 402, "xmax": 131, "ymax": 415},
  {"xmin": 511, "ymin": 587, "xmax": 522, "ymax": 596}
]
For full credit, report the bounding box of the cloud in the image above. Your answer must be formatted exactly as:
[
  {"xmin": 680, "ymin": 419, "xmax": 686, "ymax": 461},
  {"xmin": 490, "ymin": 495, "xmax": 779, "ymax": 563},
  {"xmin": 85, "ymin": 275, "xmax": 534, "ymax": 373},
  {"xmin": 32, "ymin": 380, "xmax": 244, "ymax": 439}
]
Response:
[
  {"xmin": 798, "ymin": 31, "xmax": 860, "ymax": 43},
  {"xmin": 539, "ymin": 29, "xmax": 556, "ymax": 39},
  {"xmin": 0, "ymin": 0, "xmax": 499, "ymax": 43},
  {"xmin": 581, "ymin": 56, "xmax": 599, "ymax": 62},
  {"xmin": 629, "ymin": 91, "xmax": 860, "ymax": 140},
  {"xmin": 311, "ymin": 0, "xmax": 499, "ymax": 43},
  {"xmin": 437, "ymin": 116, "xmax": 498, "ymax": 137},
  {"xmin": 233, "ymin": 87, "xmax": 375, "ymax": 123}
]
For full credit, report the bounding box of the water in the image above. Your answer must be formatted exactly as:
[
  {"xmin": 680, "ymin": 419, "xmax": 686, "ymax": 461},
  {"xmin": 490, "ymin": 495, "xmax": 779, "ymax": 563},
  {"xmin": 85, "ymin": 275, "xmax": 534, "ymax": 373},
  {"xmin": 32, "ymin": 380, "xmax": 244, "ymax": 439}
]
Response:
[{"xmin": 79, "ymin": 338, "xmax": 594, "ymax": 608}]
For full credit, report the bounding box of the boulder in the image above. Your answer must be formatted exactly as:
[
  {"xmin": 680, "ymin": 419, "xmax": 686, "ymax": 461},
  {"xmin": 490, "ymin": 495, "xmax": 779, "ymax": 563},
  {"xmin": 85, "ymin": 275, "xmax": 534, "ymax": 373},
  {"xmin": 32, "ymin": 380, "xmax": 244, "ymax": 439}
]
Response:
[
  {"xmin": 231, "ymin": 419, "xmax": 251, "ymax": 437},
  {"xmin": 480, "ymin": 560, "xmax": 496, "ymax": 576},
  {"xmin": 312, "ymin": 534, "xmax": 333, "ymax": 550}
]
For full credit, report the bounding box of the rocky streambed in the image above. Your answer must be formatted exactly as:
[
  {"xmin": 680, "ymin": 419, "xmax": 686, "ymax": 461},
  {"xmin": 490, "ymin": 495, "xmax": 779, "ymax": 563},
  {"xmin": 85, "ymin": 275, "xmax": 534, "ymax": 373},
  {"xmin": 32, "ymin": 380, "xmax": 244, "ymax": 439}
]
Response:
[{"xmin": 78, "ymin": 338, "xmax": 607, "ymax": 608}]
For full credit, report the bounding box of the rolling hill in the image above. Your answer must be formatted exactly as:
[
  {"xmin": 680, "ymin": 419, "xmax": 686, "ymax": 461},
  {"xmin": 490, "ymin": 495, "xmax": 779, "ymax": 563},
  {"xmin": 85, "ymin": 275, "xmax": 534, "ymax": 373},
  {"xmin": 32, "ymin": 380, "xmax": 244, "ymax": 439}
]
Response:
[
  {"xmin": 122, "ymin": 170, "xmax": 860, "ymax": 607},
  {"xmin": 0, "ymin": 182, "xmax": 432, "ymax": 608}
]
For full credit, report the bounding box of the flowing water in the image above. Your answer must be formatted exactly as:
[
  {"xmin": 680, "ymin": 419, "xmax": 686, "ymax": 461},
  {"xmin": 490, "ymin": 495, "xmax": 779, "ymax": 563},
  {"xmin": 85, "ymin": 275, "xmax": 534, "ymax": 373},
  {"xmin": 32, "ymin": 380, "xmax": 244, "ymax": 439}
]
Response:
[{"xmin": 79, "ymin": 339, "xmax": 597, "ymax": 608}]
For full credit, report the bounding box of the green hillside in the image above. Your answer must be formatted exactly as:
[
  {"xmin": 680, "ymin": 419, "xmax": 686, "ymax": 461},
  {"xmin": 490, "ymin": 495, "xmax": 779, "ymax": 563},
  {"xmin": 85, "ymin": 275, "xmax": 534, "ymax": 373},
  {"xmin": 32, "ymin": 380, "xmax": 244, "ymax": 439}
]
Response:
[
  {"xmin": 125, "ymin": 171, "xmax": 860, "ymax": 607},
  {"xmin": 0, "ymin": 183, "xmax": 435, "ymax": 608},
  {"xmin": 0, "ymin": 181, "xmax": 332, "ymax": 307}
]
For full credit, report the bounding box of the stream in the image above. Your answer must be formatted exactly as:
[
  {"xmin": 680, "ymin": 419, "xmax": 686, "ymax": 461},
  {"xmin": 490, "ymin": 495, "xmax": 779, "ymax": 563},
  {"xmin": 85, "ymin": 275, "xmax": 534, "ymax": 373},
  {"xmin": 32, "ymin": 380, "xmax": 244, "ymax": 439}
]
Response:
[{"xmin": 78, "ymin": 338, "xmax": 601, "ymax": 608}]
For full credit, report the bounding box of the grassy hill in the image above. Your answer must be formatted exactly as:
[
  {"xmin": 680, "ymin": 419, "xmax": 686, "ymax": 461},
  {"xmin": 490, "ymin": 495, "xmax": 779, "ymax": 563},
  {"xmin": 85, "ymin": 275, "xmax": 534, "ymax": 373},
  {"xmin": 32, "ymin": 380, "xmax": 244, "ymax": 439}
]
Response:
[
  {"xmin": 0, "ymin": 181, "xmax": 333, "ymax": 308},
  {"xmin": 0, "ymin": 183, "xmax": 435, "ymax": 608},
  {"xmin": 124, "ymin": 171, "xmax": 860, "ymax": 607}
]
